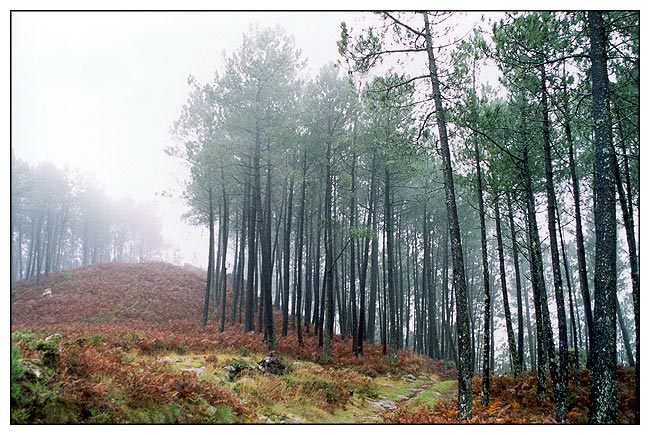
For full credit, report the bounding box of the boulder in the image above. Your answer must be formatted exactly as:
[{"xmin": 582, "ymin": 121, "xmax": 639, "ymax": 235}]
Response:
[
  {"xmin": 45, "ymin": 333, "xmax": 61, "ymax": 343},
  {"xmin": 369, "ymin": 398, "xmax": 396, "ymax": 410},
  {"xmin": 20, "ymin": 360, "xmax": 44, "ymax": 381},
  {"xmin": 224, "ymin": 361, "xmax": 252, "ymax": 381},
  {"xmin": 42, "ymin": 288, "xmax": 52, "ymax": 297},
  {"xmin": 404, "ymin": 373, "xmax": 417, "ymax": 381},
  {"xmin": 257, "ymin": 353, "xmax": 287, "ymax": 375},
  {"xmin": 181, "ymin": 366, "xmax": 205, "ymax": 376}
]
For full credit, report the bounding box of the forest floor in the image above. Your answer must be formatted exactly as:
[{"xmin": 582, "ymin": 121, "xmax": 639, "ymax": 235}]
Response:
[{"xmin": 10, "ymin": 262, "xmax": 636, "ymax": 424}]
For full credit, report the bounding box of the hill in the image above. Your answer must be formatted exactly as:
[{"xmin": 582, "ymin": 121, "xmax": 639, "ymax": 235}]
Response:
[
  {"xmin": 11, "ymin": 262, "xmax": 451, "ymax": 424},
  {"xmin": 10, "ymin": 262, "xmax": 636, "ymax": 424},
  {"xmin": 12, "ymin": 262, "xmax": 206, "ymax": 326},
  {"xmin": 11, "ymin": 262, "xmax": 443, "ymax": 366}
]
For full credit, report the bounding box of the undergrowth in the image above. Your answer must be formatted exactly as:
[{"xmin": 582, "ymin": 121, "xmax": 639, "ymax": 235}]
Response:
[
  {"xmin": 11, "ymin": 330, "xmax": 251, "ymax": 423},
  {"xmin": 10, "ymin": 262, "xmax": 637, "ymax": 424}
]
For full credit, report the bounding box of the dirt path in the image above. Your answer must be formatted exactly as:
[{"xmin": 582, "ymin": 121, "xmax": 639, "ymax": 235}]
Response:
[{"xmin": 359, "ymin": 378, "xmax": 457, "ymax": 423}]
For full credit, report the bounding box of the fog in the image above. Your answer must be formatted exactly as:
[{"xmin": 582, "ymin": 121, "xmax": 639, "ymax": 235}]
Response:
[
  {"xmin": 8, "ymin": 9, "xmax": 640, "ymax": 423},
  {"xmin": 11, "ymin": 11, "xmax": 362, "ymax": 267}
]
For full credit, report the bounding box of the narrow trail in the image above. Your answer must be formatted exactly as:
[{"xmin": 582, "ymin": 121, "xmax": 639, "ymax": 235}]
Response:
[{"xmin": 359, "ymin": 378, "xmax": 457, "ymax": 423}]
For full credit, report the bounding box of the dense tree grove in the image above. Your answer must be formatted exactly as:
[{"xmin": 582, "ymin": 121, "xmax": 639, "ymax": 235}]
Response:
[
  {"xmin": 11, "ymin": 155, "xmax": 165, "ymax": 284},
  {"xmin": 168, "ymin": 12, "xmax": 638, "ymax": 422}
]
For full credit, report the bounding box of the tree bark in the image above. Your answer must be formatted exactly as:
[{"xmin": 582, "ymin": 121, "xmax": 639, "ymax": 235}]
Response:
[
  {"xmin": 322, "ymin": 139, "xmax": 335, "ymax": 359},
  {"xmin": 350, "ymin": 151, "xmax": 359, "ymax": 355},
  {"xmin": 565, "ymin": 71, "xmax": 595, "ymax": 369},
  {"xmin": 244, "ymin": 150, "xmax": 258, "ymax": 333},
  {"xmin": 495, "ymin": 196, "xmax": 521, "ymax": 376},
  {"xmin": 473, "ymin": 140, "xmax": 491, "ymax": 405},
  {"xmin": 506, "ymin": 192, "xmax": 526, "ymax": 372},
  {"xmin": 219, "ymin": 192, "xmax": 229, "ymax": 333},
  {"xmin": 588, "ymin": 11, "xmax": 618, "ymax": 424},
  {"xmin": 313, "ymin": 194, "xmax": 322, "ymax": 335},
  {"xmin": 557, "ymin": 206, "xmax": 580, "ymax": 379},
  {"xmin": 262, "ymin": 136, "xmax": 276, "ymax": 349},
  {"xmin": 541, "ymin": 65, "xmax": 568, "ymax": 422},
  {"xmin": 422, "ymin": 12, "xmax": 472, "ymax": 419},
  {"xmin": 522, "ymin": 142, "xmax": 553, "ymax": 398},
  {"xmin": 368, "ymin": 159, "xmax": 379, "ymax": 344},
  {"xmin": 282, "ymin": 176, "xmax": 294, "ymax": 336},
  {"xmin": 357, "ymin": 155, "xmax": 375, "ymax": 354},
  {"xmin": 201, "ymin": 187, "xmax": 215, "ymax": 328},
  {"xmin": 384, "ymin": 167, "xmax": 398, "ymax": 361},
  {"xmin": 295, "ymin": 149, "xmax": 307, "ymax": 346},
  {"xmin": 232, "ymin": 183, "xmax": 248, "ymax": 323}
]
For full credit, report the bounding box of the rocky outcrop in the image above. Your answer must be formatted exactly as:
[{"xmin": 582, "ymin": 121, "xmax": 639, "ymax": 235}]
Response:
[
  {"xmin": 224, "ymin": 360, "xmax": 252, "ymax": 381},
  {"xmin": 257, "ymin": 353, "xmax": 287, "ymax": 376}
]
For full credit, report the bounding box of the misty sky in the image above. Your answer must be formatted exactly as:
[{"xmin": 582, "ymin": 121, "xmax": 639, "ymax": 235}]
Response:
[{"xmin": 11, "ymin": 11, "xmax": 365, "ymax": 267}]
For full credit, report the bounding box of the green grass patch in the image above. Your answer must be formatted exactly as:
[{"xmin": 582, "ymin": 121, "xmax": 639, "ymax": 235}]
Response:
[
  {"xmin": 410, "ymin": 380, "xmax": 456, "ymax": 407},
  {"xmin": 171, "ymin": 358, "xmax": 205, "ymax": 369},
  {"xmin": 234, "ymin": 347, "xmax": 252, "ymax": 357},
  {"xmin": 76, "ymin": 312, "xmax": 117, "ymax": 323},
  {"xmin": 374, "ymin": 376, "xmax": 430, "ymax": 401},
  {"xmin": 323, "ymin": 405, "xmax": 364, "ymax": 423},
  {"xmin": 209, "ymin": 403, "xmax": 235, "ymax": 423},
  {"xmin": 58, "ymin": 270, "xmax": 72, "ymax": 282},
  {"xmin": 12, "ymin": 329, "xmax": 43, "ymax": 350}
]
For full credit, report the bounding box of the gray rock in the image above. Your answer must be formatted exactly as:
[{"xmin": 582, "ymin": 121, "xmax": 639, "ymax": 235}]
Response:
[
  {"xmin": 224, "ymin": 362, "xmax": 251, "ymax": 381},
  {"xmin": 20, "ymin": 360, "xmax": 44, "ymax": 380},
  {"xmin": 283, "ymin": 413, "xmax": 306, "ymax": 424},
  {"xmin": 181, "ymin": 366, "xmax": 205, "ymax": 376},
  {"xmin": 257, "ymin": 353, "xmax": 287, "ymax": 375},
  {"xmin": 45, "ymin": 333, "xmax": 61, "ymax": 342},
  {"xmin": 369, "ymin": 398, "xmax": 396, "ymax": 410},
  {"xmin": 404, "ymin": 373, "xmax": 417, "ymax": 381},
  {"xmin": 259, "ymin": 415, "xmax": 275, "ymax": 424}
]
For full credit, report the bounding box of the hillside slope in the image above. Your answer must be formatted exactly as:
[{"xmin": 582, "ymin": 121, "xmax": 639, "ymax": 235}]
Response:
[
  {"xmin": 11, "ymin": 262, "xmax": 453, "ymax": 424},
  {"xmin": 12, "ymin": 262, "xmax": 206, "ymax": 326},
  {"xmin": 10, "ymin": 262, "xmax": 636, "ymax": 424},
  {"xmin": 11, "ymin": 262, "xmax": 437, "ymax": 365}
]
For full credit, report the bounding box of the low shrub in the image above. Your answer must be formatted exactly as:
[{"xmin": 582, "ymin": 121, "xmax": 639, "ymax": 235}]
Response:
[{"xmin": 11, "ymin": 344, "xmax": 25, "ymax": 401}]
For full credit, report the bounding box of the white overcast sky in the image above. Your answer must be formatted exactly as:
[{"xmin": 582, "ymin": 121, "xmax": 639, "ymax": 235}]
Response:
[
  {"xmin": 6, "ymin": 1, "xmax": 645, "ymax": 271},
  {"xmin": 10, "ymin": 10, "xmax": 368, "ymax": 267}
]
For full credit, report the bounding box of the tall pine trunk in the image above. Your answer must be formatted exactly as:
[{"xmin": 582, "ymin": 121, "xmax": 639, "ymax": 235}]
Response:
[
  {"xmin": 423, "ymin": 12, "xmax": 472, "ymax": 419},
  {"xmin": 588, "ymin": 11, "xmax": 618, "ymax": 424},
  {"xmin": 541, "ymin": 66, "xmax": 568, "ymax": 422},
  {"xmin": 473, "ymin": 140, "xmax": 491, "ymax": 405},
  {"xmin": 244, "ymin": 149, "xmax": 258, "ymax": 333},
  {"xmin": 384, "ymin": 167, "xmax": 398, "ymax": 361},
  {"xmin": 506, "ymin": 192, "xmax": 526, "ymax": 372},
  {"xmin": 367, "ymin": 158, "xmax": 379, "ymax": 344},
  {"xmin": 495, "ymin": 195, "xmax": 521, "ymax": 376},
  {"xmin": 322, "ymin": 139, "xmax": 334, "ymax": 359},
  {"xmin": 357, "ymin": 157, "xmax": 375, "ymax": 354},
  {"xmin": 202, "ymin": 187, "xmax": 215, "ymax": 328},
  {"xmin": 262, "ymin": 137, "xmax": 276, "ymax": 349},
  {"xmin": 564, "ymin": 71, "xmax": 595, "ymax": 368},
  {"xmin": 350, "ymin": 151, "xmax": 359, "ymax": 355},
  {"xmin": 295, "ymin": 149, "xmax": 307, "ymax": 346},
  {"xmin": 557, "ymin": 206, "xmax": 580, "ymax": 379},
  {"xmin": 219, "ymin": 191, "xmax": 229, "ymax": 333},
  {"xmin": 522, "ymin": 142, "xmax": 554, "ymax": 398},
  {"xmin": 282, "ymin": 176, "xmax": 294, "ymax": 336}
]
